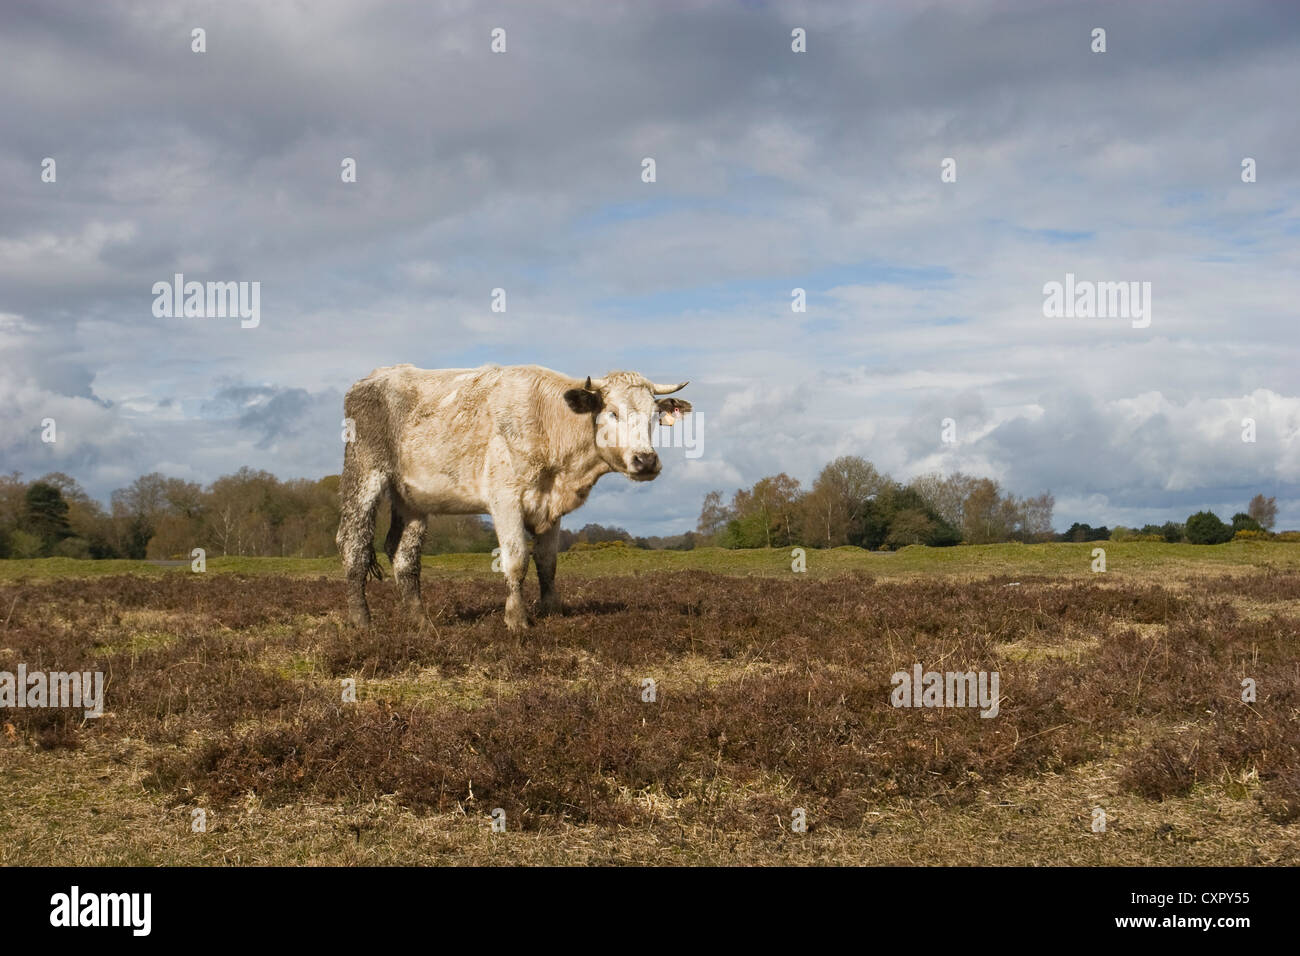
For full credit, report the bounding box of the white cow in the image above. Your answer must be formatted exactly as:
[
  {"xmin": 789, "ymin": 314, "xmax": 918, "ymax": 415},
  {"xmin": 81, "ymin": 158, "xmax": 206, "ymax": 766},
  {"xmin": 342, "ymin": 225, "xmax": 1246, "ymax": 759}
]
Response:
[{"xmin": 336, "ymin": 364, "xmax": 692, "ymax": 630}]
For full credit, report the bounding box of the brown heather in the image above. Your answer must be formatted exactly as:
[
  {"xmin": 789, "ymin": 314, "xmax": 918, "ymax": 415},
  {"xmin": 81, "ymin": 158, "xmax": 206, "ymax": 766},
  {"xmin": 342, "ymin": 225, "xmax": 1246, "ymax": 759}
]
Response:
[{"xmin": 2, "ymin": 568, "xmax": 1297, "ymax": 849}]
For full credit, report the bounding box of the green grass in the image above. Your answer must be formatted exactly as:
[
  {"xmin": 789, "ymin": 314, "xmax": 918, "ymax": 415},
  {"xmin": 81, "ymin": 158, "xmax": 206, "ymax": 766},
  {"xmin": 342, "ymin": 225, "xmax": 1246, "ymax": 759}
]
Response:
[{"xmin": 1, "ymin": 540, "xmax": 1296, "ymax": 583}]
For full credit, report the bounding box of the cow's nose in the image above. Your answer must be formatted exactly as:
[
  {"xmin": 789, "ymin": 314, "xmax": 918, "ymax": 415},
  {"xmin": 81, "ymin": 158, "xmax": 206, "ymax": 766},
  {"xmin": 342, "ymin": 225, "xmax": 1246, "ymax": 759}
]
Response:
[{"xmin": 632, "ymin": 451, "xmax": 660, "ymax": 474}]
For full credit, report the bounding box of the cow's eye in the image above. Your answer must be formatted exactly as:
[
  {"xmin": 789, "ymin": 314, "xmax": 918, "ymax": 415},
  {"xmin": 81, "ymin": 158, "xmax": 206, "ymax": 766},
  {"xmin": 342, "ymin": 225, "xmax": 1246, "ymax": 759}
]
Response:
[{"xmin": 607, "ymin": 409, "xmax": 618, "ymax": 422}]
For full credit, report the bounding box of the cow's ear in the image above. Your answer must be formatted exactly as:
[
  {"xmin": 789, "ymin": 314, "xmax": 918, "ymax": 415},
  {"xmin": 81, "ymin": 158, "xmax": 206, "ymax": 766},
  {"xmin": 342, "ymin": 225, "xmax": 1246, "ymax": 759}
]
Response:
[
  {"xmin": 656, "ymin": 397, "xmax": 692, "ymax": 414},
  {"xmin": 657, "ymin": 396, "xmax": 691, "ymax": 425},
  {"xmin": 564, "ymin": 383, "xmax": 604, "ymax": 414}
]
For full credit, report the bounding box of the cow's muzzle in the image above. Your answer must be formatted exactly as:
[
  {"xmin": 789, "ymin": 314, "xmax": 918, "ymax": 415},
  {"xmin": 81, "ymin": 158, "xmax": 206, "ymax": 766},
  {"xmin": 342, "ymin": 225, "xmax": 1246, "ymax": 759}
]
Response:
[{"xmin": 629, "ymin": 451, "xmax": 661, "ymax": 480}]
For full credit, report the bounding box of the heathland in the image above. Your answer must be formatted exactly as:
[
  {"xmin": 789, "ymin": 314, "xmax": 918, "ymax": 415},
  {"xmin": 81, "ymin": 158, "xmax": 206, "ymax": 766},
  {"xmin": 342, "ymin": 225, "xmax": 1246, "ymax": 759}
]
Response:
[{"xmin": 1, "ymin": 542, "xmax": 1297, "ymax": 865}]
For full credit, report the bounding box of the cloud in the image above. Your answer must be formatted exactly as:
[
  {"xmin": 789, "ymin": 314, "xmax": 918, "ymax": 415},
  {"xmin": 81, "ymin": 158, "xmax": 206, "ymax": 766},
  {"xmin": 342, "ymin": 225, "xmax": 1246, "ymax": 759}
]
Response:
[{"xmin": 0, "ymin": 0, "xmax": 1297, "ymax": 533}]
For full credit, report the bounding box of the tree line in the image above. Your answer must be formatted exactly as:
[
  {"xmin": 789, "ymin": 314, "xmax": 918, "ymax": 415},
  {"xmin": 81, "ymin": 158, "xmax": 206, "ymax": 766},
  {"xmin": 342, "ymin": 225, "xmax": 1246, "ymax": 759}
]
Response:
[
  {"xmin": 0, "ymin": 469, "xmax": 497, "ymax": 560},
  {"xmin": 694, "ymin": 459, "xmax": 1286, "ymax": 549},
  {"xmin": 1038, "ymin": 494, "xmax": 1279, "ymax": 544},
  {"xmin": 694, "ymin": 456, "xmax": 1054, "ymax": 549},
  {"xmin": 0, "ymin": 465, "xmax": 1287, "ymax": 560}
]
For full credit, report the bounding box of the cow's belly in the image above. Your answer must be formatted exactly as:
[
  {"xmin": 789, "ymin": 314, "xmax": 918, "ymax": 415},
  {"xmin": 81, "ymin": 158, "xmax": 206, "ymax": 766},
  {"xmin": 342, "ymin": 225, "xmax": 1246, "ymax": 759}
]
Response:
[{"xmin": 398, "ymin": 471, "xmax": 486, "ymax": 515}]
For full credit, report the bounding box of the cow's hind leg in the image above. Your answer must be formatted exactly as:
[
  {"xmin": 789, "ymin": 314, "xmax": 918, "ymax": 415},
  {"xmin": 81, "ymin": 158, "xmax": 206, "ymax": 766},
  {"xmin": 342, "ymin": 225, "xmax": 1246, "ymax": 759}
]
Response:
[
  {"xmin": 386, "ymin": 502, "xmax": 427, "ymax": 616},
  {"xmin": 533, "ymin": 523, "xmax": 561, "ymax": 618},
  {"xmin": 338, "ymin": 470, "xmax": 387, "ymax": 627}
]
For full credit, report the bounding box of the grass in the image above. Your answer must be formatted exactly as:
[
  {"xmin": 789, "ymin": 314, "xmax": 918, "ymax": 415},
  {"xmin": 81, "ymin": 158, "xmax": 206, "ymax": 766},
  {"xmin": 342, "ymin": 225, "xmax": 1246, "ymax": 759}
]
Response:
[
  {"xmin": 2, "ymin": 539, "xmax": 1297, "ymax": 583},
  {"xmin": 1, "ymin": 542, "xmax": 1297, "ymax": 865}
]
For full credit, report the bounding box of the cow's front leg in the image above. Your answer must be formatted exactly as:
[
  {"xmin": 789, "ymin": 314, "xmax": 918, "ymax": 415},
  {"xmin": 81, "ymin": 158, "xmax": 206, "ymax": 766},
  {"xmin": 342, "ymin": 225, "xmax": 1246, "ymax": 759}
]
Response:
[
  {"xmin": 489, "ymin": 502, "xmax": 531, "ymax": 632},
  {"xmin": 533, "ymin": 523, "xmax": 561, "ymax": 618}
]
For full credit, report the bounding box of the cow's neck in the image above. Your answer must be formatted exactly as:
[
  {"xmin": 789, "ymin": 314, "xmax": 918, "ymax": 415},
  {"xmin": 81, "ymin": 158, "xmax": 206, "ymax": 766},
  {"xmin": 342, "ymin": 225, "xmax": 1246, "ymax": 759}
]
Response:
[
  {"xmin": 558, "ymin": 451, "xmax": 613, "ymax": 513},
  {"xmin": 522, "ymin": 427, "xmax": 615, "ymax": 534}
]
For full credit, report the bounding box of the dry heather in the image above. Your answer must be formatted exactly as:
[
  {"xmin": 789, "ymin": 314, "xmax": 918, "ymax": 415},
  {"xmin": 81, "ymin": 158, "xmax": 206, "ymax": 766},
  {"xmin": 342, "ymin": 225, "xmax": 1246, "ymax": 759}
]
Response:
[{"xmin": 1, "ymin": 567, "xmax": 1297, "ymax": 864}]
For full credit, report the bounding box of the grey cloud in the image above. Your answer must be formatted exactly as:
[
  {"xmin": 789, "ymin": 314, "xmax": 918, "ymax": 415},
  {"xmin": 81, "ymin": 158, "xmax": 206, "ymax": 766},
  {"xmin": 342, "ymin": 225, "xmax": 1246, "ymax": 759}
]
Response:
[{"xmin": 1, "ymin": 0, "xmax": 1297, "ymax": 530}]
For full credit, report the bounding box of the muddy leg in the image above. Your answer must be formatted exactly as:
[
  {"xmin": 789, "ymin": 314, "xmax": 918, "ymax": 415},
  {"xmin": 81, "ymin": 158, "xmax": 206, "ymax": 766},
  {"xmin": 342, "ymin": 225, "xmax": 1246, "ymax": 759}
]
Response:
[
  {"xmin": 534, "ymin": 523, "xmax": 561, "ymax": 618},
  {"xmin": 337, "ymin": 471, "xmax": 386, "ymax": 627}
]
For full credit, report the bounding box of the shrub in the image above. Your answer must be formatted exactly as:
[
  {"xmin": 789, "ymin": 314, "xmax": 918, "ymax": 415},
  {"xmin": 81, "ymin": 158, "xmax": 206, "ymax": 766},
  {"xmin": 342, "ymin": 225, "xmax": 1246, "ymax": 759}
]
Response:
[
  {"xmin": 567, "ymin": 539, "xmax": 634, "ymax": 552},
  {"xmin": 1060, "ymin": 522, "xmax": 1109, "ymax": 542},
  {"xmin": 7, "ymin": 529, "xmax": 44, "ymax": 558},
  {"xmin": 721, "ymin": 513, "xmax": 773, "ymax": 550},
  {"xmin": 1126, "ymin": 523, "xmax": 1183, "ymax": 542},
  {"xmin": 883, "ymin": 509, "xmax": 936, "ymax": 549},
  {"xmin": 1232, "ymin": 513, "xmax": 1264, "ymax": 534},
  {"xmin": 51, "ymin": 537, "xmax": 92, "ymax": 559},
  {"xmin": 1184, "ymin": 511, "xmax": 1233, "ymax": 545},
  {"xmin": 851, "ymin": 486, "xmax": 959, "ymax": 550},
  {"xmin": 1233, "ymin": 530, "xmax": 1268, "ymax": 541},
  {"xmin": 1273, "ymin": 531, "xmax": 1300, "ymax": 543}
]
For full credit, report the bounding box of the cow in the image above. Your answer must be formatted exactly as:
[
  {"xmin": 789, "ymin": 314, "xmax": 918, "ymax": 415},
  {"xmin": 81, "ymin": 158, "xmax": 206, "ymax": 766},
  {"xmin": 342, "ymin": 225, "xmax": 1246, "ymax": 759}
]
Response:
[{"xmin": 336, "ymin": 364, "xmax": 693, "ymax": 631}]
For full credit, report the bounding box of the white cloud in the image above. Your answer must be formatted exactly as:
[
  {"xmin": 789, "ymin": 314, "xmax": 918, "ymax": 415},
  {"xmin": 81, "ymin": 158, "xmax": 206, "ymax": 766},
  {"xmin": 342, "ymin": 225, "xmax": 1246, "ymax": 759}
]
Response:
[{"xmin": 0, "ymin": 0, "xmax": 1297, "ymax": 532}]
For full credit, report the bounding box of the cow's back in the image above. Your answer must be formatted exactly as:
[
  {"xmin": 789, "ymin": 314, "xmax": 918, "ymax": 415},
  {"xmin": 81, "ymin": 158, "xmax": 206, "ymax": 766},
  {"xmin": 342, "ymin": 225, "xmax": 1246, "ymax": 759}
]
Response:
[
  {"xmin": 347, "ymin": 364, "xmax": 563, "ymax": 513},
  {"xmin": 346, "ymin": 363, "xmax": 488, "ymax": 461}
]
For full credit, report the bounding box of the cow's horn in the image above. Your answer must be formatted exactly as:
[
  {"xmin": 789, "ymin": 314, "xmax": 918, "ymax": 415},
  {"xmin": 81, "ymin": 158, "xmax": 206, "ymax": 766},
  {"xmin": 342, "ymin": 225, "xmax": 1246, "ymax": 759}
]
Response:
[{"xmin": 650, "ymin": 380, "xmax": 688, "ymax": 395}]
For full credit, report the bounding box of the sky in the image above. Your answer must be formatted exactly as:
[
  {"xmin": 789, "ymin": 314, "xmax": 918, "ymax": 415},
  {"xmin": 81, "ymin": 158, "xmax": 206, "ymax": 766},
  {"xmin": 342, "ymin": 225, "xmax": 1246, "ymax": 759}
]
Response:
[{"xmin": 1, "ymin": 0, "xmax": 1298, "ymax": 536}]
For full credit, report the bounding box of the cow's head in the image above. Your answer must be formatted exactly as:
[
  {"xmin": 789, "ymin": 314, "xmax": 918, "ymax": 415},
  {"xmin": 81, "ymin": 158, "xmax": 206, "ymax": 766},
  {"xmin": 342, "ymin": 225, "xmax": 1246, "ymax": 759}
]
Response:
[{"xmin": 564, "ymin": 372, "xmax": 692, "ymax": 481}]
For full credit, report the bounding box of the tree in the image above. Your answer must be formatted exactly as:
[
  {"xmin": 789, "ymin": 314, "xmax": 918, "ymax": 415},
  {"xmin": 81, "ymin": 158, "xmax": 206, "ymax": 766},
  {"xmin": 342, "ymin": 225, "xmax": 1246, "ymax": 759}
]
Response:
[
  {"xmin": 574, "ymin": 523, "xmax": 632, "ymax": 545},
  {"xmin": 0, "ymin": 472, "xmax": 28, "ymax": 540},
  {"xmin": 853, "ymin": 485, "xmax": 960, "ymax": 550},
  {"xmin": 720, "ymin": 474, "xmax": 803, "ymax": 549},
  {"xmin": 696, "ymin": 490, "xmax": 732, "ymax": 540},
  {"xmin": 1059, "ymin": 522, "xmax": 1110, "ymax": 542},
  {"xmin": 41, "ymin": 472, "xmax": 116, "ymax": 557},
  {"xmin": 721, "ymin": 508, "xmax": 773, "ymax": 549},
  {"xmin": 751, "ymin": 473, "xmax": 804, "ymax": 548},
  {"xmin": 6, "ymin": 529, "xmax": 43, "ymax": 559},
  {"xmin": 1231, "ymin": 512, "xmax": 1263, "ymax": 534},
  {"xmin": 799, "ymin": 456, "xmax": 889, "ymax": 547},
  {"xmin": 23, "ymin": 482, "xmax": 72, "ymax": 553},
  {"xmin": 111, "ymin": 473, "xmax": 173, "ymax": 558},
  {"xmin": 908, "ymin": 472, "xmax": 978, "ymax": 529},
  {"xmin": 1185, "ymin": 511, "xmax": 1233, "ymax": 545},
  {"xmin": 1247, "ymin": 494, "xmax": 1277, "ymax": 531},
  {"xmin": 1018, "ymin": 492, "xmax": 1056, "ymax": 542},
  {"xmin": 424, "ymin": 515, "xmax": 496, "ymax": 554},
  {"xmin": 205, "ymin": 469, "xmax": 278, "ymax": 556},
  {"xmin": 961, "ymin": 478, "xmax": 1010, "ymax": 544},
  {"xmin": 883, "ymin": 509, "xmax": 937, "ymax": 549}
]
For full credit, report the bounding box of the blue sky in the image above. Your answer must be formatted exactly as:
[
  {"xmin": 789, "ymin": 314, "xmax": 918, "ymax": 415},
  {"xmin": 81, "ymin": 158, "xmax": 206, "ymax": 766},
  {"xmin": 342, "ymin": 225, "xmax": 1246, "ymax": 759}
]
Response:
[{"xmin": 1, "ymin": 0, "xmax": 1298, "ymax": 535}]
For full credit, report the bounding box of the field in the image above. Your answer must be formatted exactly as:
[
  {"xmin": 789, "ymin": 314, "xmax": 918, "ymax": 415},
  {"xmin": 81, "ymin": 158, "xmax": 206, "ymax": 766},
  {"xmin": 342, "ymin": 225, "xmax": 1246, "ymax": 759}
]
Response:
[{"xmin": 2, "ymin": 542, "xmax": 1298, "ymax": 866}]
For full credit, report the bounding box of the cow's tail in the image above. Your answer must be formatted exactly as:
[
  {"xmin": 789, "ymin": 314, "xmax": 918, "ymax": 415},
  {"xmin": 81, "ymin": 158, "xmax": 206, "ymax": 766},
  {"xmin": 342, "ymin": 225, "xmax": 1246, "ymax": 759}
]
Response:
[{"xmin": 366, "ymin": 549, "xmax": 384, "ymax": 581}]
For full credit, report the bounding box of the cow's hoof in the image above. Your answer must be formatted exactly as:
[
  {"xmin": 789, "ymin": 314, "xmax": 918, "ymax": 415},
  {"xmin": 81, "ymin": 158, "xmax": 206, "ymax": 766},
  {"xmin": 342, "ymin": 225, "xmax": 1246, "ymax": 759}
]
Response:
[
  {"xmin": 347, "ymin": 608, "xmax": 372, "ymax": 628},
  {"xmin": 536, "ymin": 595, "xmax": 562, "ymax": 618}
]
